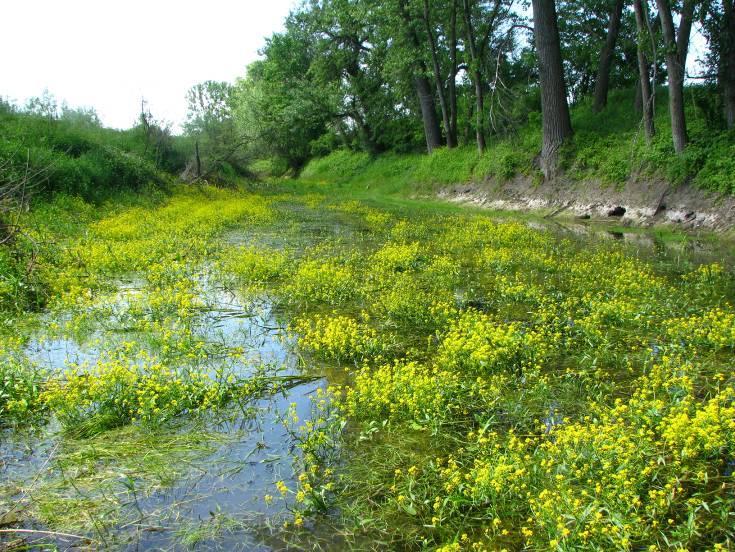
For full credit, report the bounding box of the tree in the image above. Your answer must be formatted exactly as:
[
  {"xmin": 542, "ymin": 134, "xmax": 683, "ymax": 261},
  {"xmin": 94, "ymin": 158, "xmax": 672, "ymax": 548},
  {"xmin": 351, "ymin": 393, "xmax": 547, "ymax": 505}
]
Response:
[
  {"xmin": 447, "ymin": 0, "xmax": 460, "ymax": 146},
  {"xmin": 60, "ymin": 104, "xmax": 101, "ymax": 128},
  {"xmin": 184, "ymin": 81, "xmax": 233, "ymax": 139},
  {"xmin": 655, "ymin": 0, "xmax": 696, "ymax": 152},
  {"xmin": 633, "ymin": 0, "xmax": 656, "ymax": 140},
  {"xmin": 25, "ymin": 89, "xmax": 58, "ymax": 120},
  {"xmin": 593, "ymin": 0, "xmax": 626, "ymax": 111},
  {"xmin": 532, "ymin": 0, "xmax": 574, "ymax": 177},
  {"xmin": 720, "ymin": 0, "xmax": 735, "ymax": 127},
  {"xmin": 232, "ymin": 18, "xmax": 334, "ymax": 171},
  {"xmin": 136, "ymin": 99, "xmax": 176, "ymax": 170},
  {"xmin": 703, "ymin": 0, "xmax": 735, "ymax": 127},
  {"xmin": 463, "ymin": 0, "xmax": 489, "ymax": 153},
  {"xmin": 422, "ymin": 0, "xmax": 456, "ymax": 147},
  {"xmin": 557, "ymin": 0, "xmax": 637, "ymax": 103},
  {"xmin": 184, "ymin": 80, "xmax": 245, "ymax": 178},
  {"xmin": 395, "ymin": 0, "xmax": 443, "ymax": 153}
]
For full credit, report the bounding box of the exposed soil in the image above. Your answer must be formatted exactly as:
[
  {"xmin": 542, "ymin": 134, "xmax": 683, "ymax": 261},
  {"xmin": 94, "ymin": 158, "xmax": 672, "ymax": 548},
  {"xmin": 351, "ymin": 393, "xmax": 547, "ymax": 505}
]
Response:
[{"xmin": 439, "ymin": 175, "xmax": 735, "ymax": 231}]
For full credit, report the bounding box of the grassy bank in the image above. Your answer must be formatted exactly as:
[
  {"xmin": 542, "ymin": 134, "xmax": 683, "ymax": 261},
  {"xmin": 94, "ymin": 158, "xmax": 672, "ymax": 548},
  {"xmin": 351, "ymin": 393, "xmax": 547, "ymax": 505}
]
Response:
[{"xmin": 300, "ymin": 88, "xmax": 735, "ymax": 196}]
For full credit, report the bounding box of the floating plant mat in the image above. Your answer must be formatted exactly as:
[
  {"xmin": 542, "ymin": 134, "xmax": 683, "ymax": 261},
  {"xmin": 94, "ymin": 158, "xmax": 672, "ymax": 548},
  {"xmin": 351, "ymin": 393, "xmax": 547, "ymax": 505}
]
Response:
[{"xmin": 2, "ymin": 187, "xmax": 735, "ymax": 551}]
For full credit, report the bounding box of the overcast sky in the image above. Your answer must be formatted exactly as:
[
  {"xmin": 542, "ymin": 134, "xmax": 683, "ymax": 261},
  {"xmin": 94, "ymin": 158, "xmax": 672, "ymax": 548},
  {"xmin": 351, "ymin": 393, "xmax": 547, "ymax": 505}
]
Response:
[{"xmin": 1, "ymin": 0, "xmax": 298, "ymax": 130}]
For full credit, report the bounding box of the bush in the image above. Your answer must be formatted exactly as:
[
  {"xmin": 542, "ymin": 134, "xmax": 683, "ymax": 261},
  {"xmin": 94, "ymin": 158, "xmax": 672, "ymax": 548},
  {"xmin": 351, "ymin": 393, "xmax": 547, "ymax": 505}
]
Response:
[{"xmin": 0, "ymin": 109, "xmax": 170, "ymax": 201}]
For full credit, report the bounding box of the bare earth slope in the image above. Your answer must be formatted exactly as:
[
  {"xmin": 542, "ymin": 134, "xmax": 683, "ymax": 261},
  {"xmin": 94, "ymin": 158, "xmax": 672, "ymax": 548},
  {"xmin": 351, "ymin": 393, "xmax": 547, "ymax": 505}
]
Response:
[{"xmin": 440, "ymin": 175, "xmax": 735, "ymax": 230}]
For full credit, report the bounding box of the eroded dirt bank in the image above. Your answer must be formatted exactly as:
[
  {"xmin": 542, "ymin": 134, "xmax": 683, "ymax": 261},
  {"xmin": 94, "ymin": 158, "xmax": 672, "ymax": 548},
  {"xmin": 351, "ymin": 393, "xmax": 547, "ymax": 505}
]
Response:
[{"xmin": 439, "ymin": 176, "xmax": 735, "ymax": 231}]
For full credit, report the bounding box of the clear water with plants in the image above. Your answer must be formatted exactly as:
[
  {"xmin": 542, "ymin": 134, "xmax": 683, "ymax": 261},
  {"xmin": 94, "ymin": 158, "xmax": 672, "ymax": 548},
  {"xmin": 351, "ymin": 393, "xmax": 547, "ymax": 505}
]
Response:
[{"xmin": 1, "ymin": 185, "xmax": 734, "ymax": 551}]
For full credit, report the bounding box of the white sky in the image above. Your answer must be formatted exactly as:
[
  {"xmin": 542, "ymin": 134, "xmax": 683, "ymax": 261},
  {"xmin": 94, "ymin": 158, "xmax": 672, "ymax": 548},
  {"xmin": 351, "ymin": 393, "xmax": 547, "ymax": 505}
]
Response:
[
  {"xmin": 1, "ymin": 1, "xmax": 710, "ymax": 131},
  {"xmin": 1, "ymin": 0, "xmax": 298, "ymax": 130}
]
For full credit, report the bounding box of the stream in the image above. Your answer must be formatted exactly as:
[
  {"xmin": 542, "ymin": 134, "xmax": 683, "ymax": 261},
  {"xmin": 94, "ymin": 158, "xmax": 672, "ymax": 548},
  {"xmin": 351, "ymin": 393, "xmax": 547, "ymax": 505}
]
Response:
[{"xmin": 1, "ymin": 200, "xmax": 732, "ymax": 551}]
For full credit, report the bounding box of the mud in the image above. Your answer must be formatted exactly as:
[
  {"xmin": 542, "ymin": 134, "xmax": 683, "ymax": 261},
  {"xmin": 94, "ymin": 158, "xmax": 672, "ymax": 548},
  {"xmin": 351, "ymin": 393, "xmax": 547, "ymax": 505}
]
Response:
[{"xmin": 439, "ymin": 175, "xmax": 735, "ymax": 231}]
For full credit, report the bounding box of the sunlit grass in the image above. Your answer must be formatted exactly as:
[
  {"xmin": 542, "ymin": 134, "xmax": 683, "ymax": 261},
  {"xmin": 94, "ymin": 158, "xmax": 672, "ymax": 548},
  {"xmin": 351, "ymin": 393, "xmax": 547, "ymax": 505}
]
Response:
[{"xmin": 1, "ymin": 183, "xmax": 734, "ymax": 550}]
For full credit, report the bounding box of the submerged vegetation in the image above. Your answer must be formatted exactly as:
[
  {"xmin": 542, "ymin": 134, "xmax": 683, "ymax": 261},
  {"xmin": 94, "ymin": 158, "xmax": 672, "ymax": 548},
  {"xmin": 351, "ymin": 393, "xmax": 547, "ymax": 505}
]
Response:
[{"xmin": 1, "ymin": 183, "xmax": 733, "ymax": 550}]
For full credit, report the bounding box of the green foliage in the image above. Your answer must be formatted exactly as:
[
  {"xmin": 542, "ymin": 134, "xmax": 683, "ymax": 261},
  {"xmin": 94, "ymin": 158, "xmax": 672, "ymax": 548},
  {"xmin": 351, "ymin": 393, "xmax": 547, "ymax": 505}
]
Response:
[
  {"xmin": 473, "ymin": 132, "xmax": 539, "ymax": 181},
  {"xmin": 0, "ymin": 353, "xmax": 46, "ymax": 425},
  {"xmin": 299, "ymin": 149, "xmax": 372, "ymax": 181},
  {"xmin": 183, "ymin": 80, "xmax": 253, "ymax": 181},
  {"xmin": 232, "ymin": 20, "xmax": 337, "ymax": 172},
  {"xmin": 0, "ymin": 107, "xmax": 171, "ymax": 200},
  {"xmin": 301, "ymin": 86, "xmax": 735, "ymax": 195},
  {"xmin": 413, "ymin": 147, "xmax": 479, "ymax": 185},
  {"xmin": 692, "ymin": 132, "xmax": 735, "ymax": 194}
]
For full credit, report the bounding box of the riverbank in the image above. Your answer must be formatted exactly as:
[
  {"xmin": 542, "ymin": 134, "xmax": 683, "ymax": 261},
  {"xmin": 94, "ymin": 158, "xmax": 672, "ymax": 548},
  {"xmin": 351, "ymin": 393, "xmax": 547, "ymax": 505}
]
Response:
[
  {"xmin": 298, "ymin": 146, "xmax": 735, "ymax": 232},
  {"xmin": 439, "ymin": 175, "xmax": 735, "ymax": 231}
]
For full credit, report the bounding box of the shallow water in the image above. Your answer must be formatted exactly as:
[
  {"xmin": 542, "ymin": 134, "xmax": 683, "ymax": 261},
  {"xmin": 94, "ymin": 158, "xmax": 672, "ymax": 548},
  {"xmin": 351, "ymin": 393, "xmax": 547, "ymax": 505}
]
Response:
[
  {"xmin": 1, "ymin": 201, "xmax": 362, "ymax": 550},
  {"xmin": 1, "ymin": 269, "xmax": 325, "ymax": 550},
  {"xmin": 2, "ymin": 198, "xmax": 733, "ymax": 550}
]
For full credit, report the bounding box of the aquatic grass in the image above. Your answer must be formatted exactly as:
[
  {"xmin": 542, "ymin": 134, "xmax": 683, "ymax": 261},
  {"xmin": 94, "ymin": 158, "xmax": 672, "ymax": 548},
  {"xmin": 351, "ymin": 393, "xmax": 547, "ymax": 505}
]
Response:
[
  {"xmin": 2, "ymin": 184, "xmax": 735, "ymax": 550},
  {"xmin": 19, "ymin": 424, "xmax": 234, "ymax": 542},
  {"xmin": 173, "ymin": 514, "xmax": 244, "ymax": 548},
  {"xmin": 0, "ymin": 350, "xmax": 47, "ymax": 425},
  {"xmin": 250, "ymin": 192, "xmax": 735, "ymax": 550}
]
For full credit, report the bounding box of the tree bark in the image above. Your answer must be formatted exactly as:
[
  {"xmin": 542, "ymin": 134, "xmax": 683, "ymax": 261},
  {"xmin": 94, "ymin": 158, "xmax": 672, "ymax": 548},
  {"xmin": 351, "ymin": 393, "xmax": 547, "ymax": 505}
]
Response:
[
  {"xmin": 195, "ymin": 139, "xmax": 202, "ymax": 178},
  {"xmin": 593, "ymin": 0, "xmax": 625, "ymax": 112},
  {"xmin": 415, "ymin": 76, "xmax": 443, "ymax": 153},
  {"xmin": 532, "ymin": 0, "xmax": 573, "ymax": 178},
  {"xmin": 397, "ymin": 0, "xmax": 443, "ymax": 153},
  {"xmin": 448, "ymin": 0, "xmax": 459, "ymax": 145},
  {"xmin": 655, "ymin": 0, "xmax": 694, "ymax": 153},
  {"xmin": 423, "ymin": 0, "xmax": 455, "ymax": 147},
  {"xmin": 634, "ymin": 0, "xmax": 656, "ymax": 140},
  {"xmin": 634, "ymin": 76, "xmax": 643, "ymax": 114},
  {"xmin": 463, "ymin": 0, "xmax": 487, "ymax": 154},
  {"xmin": 722, "ymin": 0, "xmax": 735, "ymax": 128}
]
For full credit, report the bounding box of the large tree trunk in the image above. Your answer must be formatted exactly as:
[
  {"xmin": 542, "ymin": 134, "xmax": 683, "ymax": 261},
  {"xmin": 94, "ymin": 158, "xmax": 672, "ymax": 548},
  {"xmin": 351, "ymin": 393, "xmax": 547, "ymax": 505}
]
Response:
[
  {"xmin": 416, "ymin": 76, "xmax": 443, "ymax": 153},
  {"xmin": 593, "ymin": 0, "xmax": 625, "ymax": 112},
  {"xmin": 472, "ymin": 74, "xmax": 486, "ymax": 153},
  {"xmin": 722, "ymin": 0, "xmax": 735, "ymax": 128},
  {"xmin": 463, "ymin": 0, "xmax": 487, "ymax": 154},
  {"xmin": 423, "ymin": 0, "xmax": 455, "ymax": 148},
  {"xmin": 398, "ymin": 0, "xmax": 443, "ymax": 153},
  {"xmin": 448, "ymin": 0, "xmax": 459, "ymax": 145},
  {"xmin": 532, "ymin": 0, "xmax": 573, "ymax": 178},
  {"xmin": 634, "ymin": 77, "xmax": 643, "ymax": 114},
  {"xmin": 655, "ymin": 0, "xmax": 694, "ymax": 153},
  {"xmin": 634, "ymin": 0, "xmax": 656, "ymax": 140}
]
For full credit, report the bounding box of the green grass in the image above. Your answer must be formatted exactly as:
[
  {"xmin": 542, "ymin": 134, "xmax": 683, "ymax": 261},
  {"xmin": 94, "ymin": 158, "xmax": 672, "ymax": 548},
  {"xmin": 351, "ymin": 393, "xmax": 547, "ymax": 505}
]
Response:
[
  {"xmin": 0, "ymin": 106, "xmax": 176, "ymax": 201},
  {"xmin": 299, "ymin": 86, "xmax": 735, "ymax": 196},
  {"xmin": 1, "ymin": 183, "xmax": 734, "ymax": 550}
]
